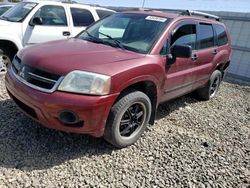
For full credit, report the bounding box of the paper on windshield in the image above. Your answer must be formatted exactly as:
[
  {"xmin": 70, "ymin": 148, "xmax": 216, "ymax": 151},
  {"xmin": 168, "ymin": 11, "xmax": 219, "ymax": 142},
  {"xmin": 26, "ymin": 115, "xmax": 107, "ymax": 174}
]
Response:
[{"xmin": 145, "ymin": 16, "xmax": 167, "ymax": 22}]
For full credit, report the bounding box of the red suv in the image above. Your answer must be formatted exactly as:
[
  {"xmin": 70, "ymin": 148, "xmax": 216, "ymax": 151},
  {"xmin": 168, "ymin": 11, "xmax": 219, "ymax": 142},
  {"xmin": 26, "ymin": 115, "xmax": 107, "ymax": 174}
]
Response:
[{"xmin": 5, "ymin": 10, "xmax": 231, "ymax": 148}]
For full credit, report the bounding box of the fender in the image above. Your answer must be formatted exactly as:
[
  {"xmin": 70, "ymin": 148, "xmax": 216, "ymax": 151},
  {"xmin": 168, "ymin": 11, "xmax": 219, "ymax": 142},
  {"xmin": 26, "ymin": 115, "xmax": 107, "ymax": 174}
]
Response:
[
  {"xmin": 0, "ymin": 36, "xmax": 23, "ymax": 51},
  {"xmin": 215, "ymin": 47, "xmax": 230, "ymax": 69},
  {"xmin": 112, "ymin": 62, "xmax": 166, "ymax": 105}
]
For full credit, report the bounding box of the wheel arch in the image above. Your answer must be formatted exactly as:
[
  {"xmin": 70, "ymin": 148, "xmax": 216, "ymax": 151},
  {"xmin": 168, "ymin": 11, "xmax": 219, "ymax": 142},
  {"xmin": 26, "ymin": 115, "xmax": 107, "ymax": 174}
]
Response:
[
  {"xmin": 216, "ymin": 61, "xmax": 230, "ymax": 78},
  {"xmin": 115, "ymin": 79, "xmax": 158, "ymax": 125},
  {"xmin": 0, "ymin": 39, "xmax": 21, "ymax": 60}
]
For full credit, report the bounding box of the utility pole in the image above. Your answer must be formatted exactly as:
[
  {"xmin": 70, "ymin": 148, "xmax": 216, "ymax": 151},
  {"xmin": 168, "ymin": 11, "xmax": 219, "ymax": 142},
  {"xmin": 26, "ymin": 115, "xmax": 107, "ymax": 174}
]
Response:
[{"xmin": 142, "ymin": 0, "xmax": 145, "ymax": 8}]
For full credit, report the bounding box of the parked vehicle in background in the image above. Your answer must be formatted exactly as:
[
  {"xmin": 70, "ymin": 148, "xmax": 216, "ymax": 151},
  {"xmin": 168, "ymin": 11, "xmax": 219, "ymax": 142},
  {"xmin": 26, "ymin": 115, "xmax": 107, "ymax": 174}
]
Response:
[
  {"xmin": 0, "ymin": 0, "xmax": 115, "ymax": 74},
  {"xmin": 5, "ymin": 10, "xmax": 231, "ymax": 148},
  {"xmin": 0, "ymin": 4, "xmax": 14, "ymax": 16}
]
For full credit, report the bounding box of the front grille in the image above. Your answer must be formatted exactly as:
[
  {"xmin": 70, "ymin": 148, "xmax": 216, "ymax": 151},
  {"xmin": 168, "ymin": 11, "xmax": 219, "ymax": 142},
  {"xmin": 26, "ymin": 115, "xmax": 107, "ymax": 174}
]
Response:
[
  {"xmin": 12, "ymin": 56, "xmax": 61, "ymax": 92},
  {"xmin": 8, "ymin": 90, "xmax": 38, "ymax": 119}
]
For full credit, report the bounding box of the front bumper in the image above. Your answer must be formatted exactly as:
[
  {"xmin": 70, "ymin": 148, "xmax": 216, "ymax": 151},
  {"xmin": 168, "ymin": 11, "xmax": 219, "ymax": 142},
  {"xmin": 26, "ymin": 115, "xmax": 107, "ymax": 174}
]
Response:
[{"xmin": 5, "ymin": 68, "xmax": 119, "ymax": 137}]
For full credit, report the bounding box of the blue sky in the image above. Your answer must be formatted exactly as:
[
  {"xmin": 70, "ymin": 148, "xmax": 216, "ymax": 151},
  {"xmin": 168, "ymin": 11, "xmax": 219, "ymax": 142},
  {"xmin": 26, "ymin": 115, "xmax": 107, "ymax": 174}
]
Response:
[{"xmin": 78, "ymin": 0, "xmax": 250, "ymax": 12}]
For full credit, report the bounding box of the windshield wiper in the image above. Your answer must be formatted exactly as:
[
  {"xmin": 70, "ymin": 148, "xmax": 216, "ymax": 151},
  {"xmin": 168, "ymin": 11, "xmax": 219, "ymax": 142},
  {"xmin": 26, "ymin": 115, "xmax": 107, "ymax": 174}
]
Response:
[
  {"xmin": 85, "ymin": 31, "xmax": 104, "ymax": 44},
  {"xmin": 98, "ymin": 31, "xmax": 125, "ymax": 50},
  {"xmin": 0, "ymin": 16, "xmax": 8, "ymax": 21}
]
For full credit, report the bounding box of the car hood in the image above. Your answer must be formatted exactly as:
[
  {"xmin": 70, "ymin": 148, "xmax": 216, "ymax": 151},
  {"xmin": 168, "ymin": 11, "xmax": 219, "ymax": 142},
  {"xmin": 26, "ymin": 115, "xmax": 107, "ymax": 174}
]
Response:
[
  {"xmin": 0, "ymin": 19, "xmax": 12, "ymax": 26},
  {"xmin": 20, "ymin": 38, "xmax": 145, "ymax": 76}
]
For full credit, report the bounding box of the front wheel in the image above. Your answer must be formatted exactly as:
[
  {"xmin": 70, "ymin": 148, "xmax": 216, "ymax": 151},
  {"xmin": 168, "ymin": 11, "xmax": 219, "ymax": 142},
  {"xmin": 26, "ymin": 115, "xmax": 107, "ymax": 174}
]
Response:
[
  {"xmin": 196, "ymin": 70, "xmax": 222, "ymax": 100},
  {"xmin": 0, "ymin": 48, "xmax": 12, "ymax": 75},
  {"xmin": 104, "ymin": 91, "xmax": 152, "ymax": 148}
]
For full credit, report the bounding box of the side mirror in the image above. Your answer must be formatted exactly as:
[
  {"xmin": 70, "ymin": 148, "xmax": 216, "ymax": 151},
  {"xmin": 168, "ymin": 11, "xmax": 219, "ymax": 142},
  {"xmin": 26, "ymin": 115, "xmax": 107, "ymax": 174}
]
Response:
[
  {"xmin": 172, "ymin": 45, "xmax": 192, "ymax": 58},
  {"xmin": 29, "ymin": 17, "xmax": 43, "ymax": 26},
  {"xmin": 166, "ymin": 45, "xmax": 192, "ymax": 65}
]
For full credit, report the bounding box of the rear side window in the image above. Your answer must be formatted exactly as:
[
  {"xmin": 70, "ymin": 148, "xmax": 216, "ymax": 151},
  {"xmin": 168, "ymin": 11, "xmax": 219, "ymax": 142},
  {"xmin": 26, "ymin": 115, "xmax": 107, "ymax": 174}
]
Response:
[
  {"xmin": 198, "ymin": 24, "xmax": 214, "ymax": 49},
  {"xmin": 71, "ymin": 8, "xmax": 95, "ymax": 27},
  {"xmin": 171, "ymin": 24, "xmax": 197, "ymax": 50},
  {"xmin": 215, "ymin": 25, "xmax": 228, "ymax": 46},
  {"xmin": 96, "ymin": 9, "xmax": 114, "ymax": 19}
]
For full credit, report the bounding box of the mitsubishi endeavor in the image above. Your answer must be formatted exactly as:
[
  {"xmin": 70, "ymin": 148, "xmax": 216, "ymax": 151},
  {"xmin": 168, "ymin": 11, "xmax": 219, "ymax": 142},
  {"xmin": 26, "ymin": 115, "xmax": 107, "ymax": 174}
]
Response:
[{"xmin": 5, "ymin": 10, "xmax": 232, "ymax": 148}]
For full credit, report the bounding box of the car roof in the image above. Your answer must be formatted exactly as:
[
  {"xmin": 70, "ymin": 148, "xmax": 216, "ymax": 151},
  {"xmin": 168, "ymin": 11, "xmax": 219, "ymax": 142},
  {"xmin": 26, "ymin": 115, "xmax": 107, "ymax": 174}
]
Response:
[
  {"xmin": 123, "ymin": 10, "xmax": 223, "ymax": 24},
  {"xmin": 124, "ymin": 10, "xmax": 178, "ymax": 19},
  {"xmin": 95, "ymin": 7, "xmax": 116, "ymax": 12},
  {"xmin": 23, "ymin": 0, "xmax": 115, "ymax": 11},
  {"xmin": 0, "ymin": 3, "xmax": 14, "ymax": 6}
]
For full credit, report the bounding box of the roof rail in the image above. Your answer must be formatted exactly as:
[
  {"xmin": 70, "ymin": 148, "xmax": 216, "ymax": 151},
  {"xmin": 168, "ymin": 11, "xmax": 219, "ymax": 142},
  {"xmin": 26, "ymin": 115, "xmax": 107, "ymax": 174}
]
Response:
[
  {"xmin": 60, "ymin": 0, "xmax": 79, "ymax": 3},
  {"xmin": 182, "ymin": 10, "xmax": 221, "ymax": 21}
]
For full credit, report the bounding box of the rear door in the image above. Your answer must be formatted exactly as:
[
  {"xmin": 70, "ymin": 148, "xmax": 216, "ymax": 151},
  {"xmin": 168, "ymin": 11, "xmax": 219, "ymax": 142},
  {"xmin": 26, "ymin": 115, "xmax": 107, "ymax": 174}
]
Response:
[
  {"xmin": 162, "ymin": 21, "xmax": 199, "ymax": 101},
  {"xmin": 23, "ymin": 5, "xmax": 70, "ymax": 45},
  {"xmin": 192, "ymin": 23, "xmax": 217, "ymax": 89}
]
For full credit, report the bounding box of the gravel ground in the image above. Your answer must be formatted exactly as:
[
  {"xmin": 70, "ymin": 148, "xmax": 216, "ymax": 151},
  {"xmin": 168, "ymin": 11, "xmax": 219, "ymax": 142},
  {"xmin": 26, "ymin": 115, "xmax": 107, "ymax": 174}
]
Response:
[{"xmin": 0, "ymin": 75, "xmax": 249, "ymax": 188}]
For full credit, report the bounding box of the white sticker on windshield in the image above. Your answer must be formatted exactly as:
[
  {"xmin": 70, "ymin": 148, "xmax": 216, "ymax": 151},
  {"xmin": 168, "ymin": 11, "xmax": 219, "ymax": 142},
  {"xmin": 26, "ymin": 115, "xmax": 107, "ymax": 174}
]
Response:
[{"xmin": 145, "ymin": 16, "xmax": 167, "ymax": 22}]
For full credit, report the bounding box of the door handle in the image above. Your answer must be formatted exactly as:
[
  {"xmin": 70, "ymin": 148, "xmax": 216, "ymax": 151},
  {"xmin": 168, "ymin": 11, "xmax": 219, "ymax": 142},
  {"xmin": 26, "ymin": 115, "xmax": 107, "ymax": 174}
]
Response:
[
  {"xmin": 212, "ymin": 49, "xmax": 218, "ymax": 55},
  {"xmin": 191, "ymin": 54, "xmax": 198, "ymax": 61},
  {"xmin": 62, "ymin": 31, "xmax": 71, "ymax": 36}
]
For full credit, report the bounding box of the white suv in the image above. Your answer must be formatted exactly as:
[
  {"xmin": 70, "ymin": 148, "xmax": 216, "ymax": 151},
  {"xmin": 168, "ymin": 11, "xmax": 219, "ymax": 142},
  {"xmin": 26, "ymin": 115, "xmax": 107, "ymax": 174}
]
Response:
[{"xmin": 0, "ymin": 0, "xmax": 114, "ymax": 74}]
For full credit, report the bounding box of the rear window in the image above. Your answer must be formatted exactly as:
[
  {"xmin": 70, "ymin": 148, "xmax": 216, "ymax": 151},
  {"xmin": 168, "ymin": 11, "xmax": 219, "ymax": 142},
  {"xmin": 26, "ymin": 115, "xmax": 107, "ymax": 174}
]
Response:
[
  {"xmin": 215, "ymin": 24, "xmax": 228, "ymax": 46},
  {"xmin": 198, "ymin": 24, "xmax": 214, "ymax": 49},
  {"xmin": 96, "ymin": 9, "xmax": 114, "ymax": 19},
  {"xmin": 70, "ymin": 8, "xmax": 95, "ymax": 27}
]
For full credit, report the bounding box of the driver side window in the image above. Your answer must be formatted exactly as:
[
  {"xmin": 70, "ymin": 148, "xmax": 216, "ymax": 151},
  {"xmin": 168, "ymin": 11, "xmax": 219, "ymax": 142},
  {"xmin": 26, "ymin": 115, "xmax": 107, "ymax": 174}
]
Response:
[
  {"xmin": 33, "ymin": 5, "xmax": 67, "ymax": 26},
  {"xmin": 171, "ymin": 24, "xmax": 197, "ymax": 50},
  {"xmin": 160, "ymin": 24, "xmax": 197, "ymax": 56}
]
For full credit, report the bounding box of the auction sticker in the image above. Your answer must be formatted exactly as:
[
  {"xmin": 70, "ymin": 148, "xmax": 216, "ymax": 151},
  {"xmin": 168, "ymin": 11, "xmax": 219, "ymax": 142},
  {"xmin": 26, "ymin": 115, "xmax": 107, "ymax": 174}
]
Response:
[{"xmin": 145, "ymin": 16, "xmax": 167, "ymax": 22}]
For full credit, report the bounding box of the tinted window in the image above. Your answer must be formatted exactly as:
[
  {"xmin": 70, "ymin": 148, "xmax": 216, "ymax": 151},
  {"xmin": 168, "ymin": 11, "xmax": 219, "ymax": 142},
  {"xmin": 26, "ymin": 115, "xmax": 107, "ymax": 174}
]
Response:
[
  {"xmin": 96, "ymin": 9, "xmax": 114, "ymax": 19},
  {"xmin": 0, "ymin": 6, "xmax": 11, "ymax": 15},
  {"xmin": 0, "ymin": 2, "xmax": 37, "ymax": 22},
  {"xmin": 33, "ymin": 5, "xmax": 67, "ymax": 26},
  {"xmin": 160, "ymin": 41, "xmax": 168, "ymax": 55},
  {"xmin": 71, "ymin": 8, "xmax": 95, "ymax": 27},
  {"xmin": 198, "ymin": 24, "xmax": 214, "ymax": 49},
  {"xmin": 78, "ymin": 13, "xmax": 169, "ymax": 54},
  {"xmin": 171, "ymin": 24, "xmax": 197, "ymax": 50},
  {"xmin": 103, "ymin": 17, "xmax": 129, "ymax": 29},
  {"xmin": 215, "ymin": 25, "xmax": 228, "ymax": 46}
]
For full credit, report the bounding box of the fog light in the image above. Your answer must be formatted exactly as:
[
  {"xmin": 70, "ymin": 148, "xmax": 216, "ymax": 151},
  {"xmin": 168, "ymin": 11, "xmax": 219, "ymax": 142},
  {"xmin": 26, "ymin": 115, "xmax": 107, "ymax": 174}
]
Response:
[{"xmin": 58, "ymin": 111, "xmax": 84, "ymax": 127}]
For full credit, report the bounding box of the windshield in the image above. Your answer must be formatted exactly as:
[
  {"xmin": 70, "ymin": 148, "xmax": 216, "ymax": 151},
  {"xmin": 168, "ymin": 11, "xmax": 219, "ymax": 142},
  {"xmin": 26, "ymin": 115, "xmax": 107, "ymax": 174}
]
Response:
[
  {"xmin": 78, "ymin": 13, "xmax": 170, "ymax": 54},
  {"xmin": 0, "ymin": 6, "xmax": 12, "ymax": 16},
  {"xmin": 0, "ymin": 2, "xmax": 37, "ymax": 22}
]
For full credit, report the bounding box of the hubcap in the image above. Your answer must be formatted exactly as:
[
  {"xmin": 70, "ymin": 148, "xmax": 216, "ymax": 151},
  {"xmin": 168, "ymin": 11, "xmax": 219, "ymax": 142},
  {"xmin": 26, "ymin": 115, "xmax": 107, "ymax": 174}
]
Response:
[
  {"xmin": 0, "ymin": 55, "xmax": 10, "ymax": 75},
  {"xmin": 119, "ymin": 102, "xmax": 146, "ymax": 137},
  {"xmin": 210, "ymin": 75, "xmax": 220, "ymax": 97}
]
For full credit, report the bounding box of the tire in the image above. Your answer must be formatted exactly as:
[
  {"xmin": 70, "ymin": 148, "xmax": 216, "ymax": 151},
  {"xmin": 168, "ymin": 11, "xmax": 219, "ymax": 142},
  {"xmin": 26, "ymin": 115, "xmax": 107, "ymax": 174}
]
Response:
[
  {"xmin": 196, "ymin": 70, "xmax": 222, "ymax": 100},
  {"xmin": 0, "ymin": 47, "xmax": 13, "ymax": 75},
  {"xmin": 104, "ymin": 91, "xmax": 152, "ymax": 148}
]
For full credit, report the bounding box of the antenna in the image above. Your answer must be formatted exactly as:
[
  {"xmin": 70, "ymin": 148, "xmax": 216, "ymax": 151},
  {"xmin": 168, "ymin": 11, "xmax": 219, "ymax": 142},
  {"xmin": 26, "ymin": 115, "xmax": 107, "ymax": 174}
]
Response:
[{"xmin": 142, "ymin": 0, "xmax": 146, "ymax": 8}]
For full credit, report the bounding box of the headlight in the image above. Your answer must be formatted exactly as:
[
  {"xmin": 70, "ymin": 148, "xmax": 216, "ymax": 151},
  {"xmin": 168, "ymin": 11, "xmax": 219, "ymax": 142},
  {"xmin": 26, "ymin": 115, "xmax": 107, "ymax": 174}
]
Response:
[{"xmin": 58, "ymin": 70, "xmax": 111, "ymax": 95}]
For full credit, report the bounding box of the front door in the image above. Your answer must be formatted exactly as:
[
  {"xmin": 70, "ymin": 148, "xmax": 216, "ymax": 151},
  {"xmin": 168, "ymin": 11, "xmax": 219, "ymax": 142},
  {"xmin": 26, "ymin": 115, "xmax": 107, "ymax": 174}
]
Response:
[
  {"xmin": 162, "ymin": 22, "xmax": 198, "ymax": 101},
  {"xmin": 23, "ymin": 5, "xmax": 70, "ymax": 46}
]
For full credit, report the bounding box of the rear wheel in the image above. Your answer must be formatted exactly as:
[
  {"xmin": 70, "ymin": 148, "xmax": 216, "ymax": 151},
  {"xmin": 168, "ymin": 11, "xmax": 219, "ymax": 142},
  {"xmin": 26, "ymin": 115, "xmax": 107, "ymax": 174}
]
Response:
[
  {"xmin": 196, "ymin": 70, "xmax": 222, "ymax": 100},
  {"xmin": 104, "ymin": 91, "xmax": 151, "ymax": 148}
]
